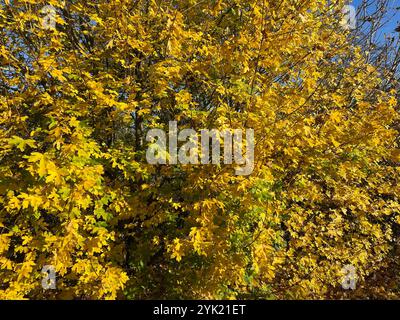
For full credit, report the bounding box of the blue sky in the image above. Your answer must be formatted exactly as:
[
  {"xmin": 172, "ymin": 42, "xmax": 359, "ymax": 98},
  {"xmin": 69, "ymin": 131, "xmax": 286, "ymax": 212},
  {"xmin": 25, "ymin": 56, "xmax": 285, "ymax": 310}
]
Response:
[{"xmin": 352, "ymin": 0, "xmax": 400, "ymax": 39}]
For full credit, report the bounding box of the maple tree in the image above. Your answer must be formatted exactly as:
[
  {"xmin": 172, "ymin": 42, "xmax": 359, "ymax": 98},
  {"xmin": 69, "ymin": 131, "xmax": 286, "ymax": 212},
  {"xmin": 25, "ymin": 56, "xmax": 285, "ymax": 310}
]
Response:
[{"xmin": 0, "ymin": 0, "xmax": 399, "ymax": 299}]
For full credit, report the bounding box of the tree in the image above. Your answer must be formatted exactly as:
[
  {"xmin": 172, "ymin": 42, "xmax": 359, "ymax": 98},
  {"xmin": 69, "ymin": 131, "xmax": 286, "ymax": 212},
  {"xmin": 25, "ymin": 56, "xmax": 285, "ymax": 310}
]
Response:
[{"xmin": 0, "ymin": 0, "xmax": 399, "ymax": 299}]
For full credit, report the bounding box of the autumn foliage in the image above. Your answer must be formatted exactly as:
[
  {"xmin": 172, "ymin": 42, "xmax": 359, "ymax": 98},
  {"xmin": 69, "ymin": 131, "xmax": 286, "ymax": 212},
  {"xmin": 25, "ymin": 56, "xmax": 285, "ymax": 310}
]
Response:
[{"xmin": 0, "ymin": 0, "xmax": 399, "ymax": 299}]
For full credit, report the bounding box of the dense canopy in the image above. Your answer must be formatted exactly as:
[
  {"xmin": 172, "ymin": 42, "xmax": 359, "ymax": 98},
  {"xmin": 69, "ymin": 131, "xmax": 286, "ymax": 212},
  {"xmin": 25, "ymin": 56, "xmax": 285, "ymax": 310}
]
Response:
[{"xmin": 0, "ymin": 0, "xmax": 399, "ymax": 299}]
